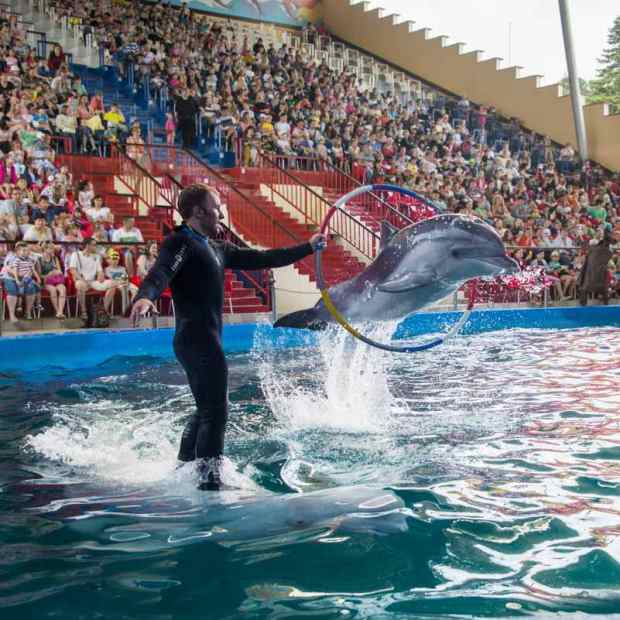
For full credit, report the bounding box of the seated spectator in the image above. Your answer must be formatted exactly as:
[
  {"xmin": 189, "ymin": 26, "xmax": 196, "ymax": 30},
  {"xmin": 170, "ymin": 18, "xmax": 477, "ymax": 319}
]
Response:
[
  {"xmin": 72, "ymin": 75, "xmax": 88, "ymax": 97},
  {"xmin": 77, "ymin": 180, "xmax": 94, "ymax": 210},
  {"xmin": 81, "ymin": 111, "xmax": 105, "ymax": 154},
  {"xmin": 241, "ymin": 126, "xmax": 259, "ymax": 167},
  {"xmin": 85, "ymin": 195, "xmax": 114, "ymax": 226},
  {"xmin": 23, "ymin": 216, "xmax": 54, "ymax": 242},
  {"xmin": 1, "ymin": 241, "xmax": 40, "ymax": 321},
  {"xmin": 89, "ymin": 92, "xmax": 105, "ymax": 114},
  {"xmin": 134, "ymin": 241, "xmax": 158, "ymax": 286},
  {"xmin": 0, "ymin": 213, "xmax": 17, "ymax": 241},
  {"xmin": 54, "ymin": 104, "xmax": 78, "ymax": 152},
  {"xmin": 47, "ymin": 44, "xmax": 65, "ymax": 75},
  {"xmin": 42, "ymin": 179, "xmax": 69, "ymax": 210},
  {"xmin": 67, "ymin": 237, "xmax": 112, "ymax": 319},
  {"xmin": 50, "ymin": 68, "xmax": 72, "ymax": 95},
  {"xmin": 31, "ymin": 196, "xmax": 63, "ymax": 227},
  {"xmin": 111, "ymin": 217, "xmax": 144, "ymax": 244},
  {"xmin": 103, "ymin": 104, "xmax": 128, "ymax": 143},
  {"xmin": 125, "ymin": 124, "xmax": 147, "ymax": 165},
  {"xmin": 546, "ymin": 249, "xmax": 570, "ymax": 301},
  {"xmin": 71, "ymin": 206, "xmax": 94, "ymax": 240},
  {"xmin": 111, "ymin": 217, "xmax": 144, "ymax": 278},
  {"xmin": 51, "ymin": 212, "xmax": 72, "ymax": 240},
  {"xmin": 92, "ymin": 221, "xmax": 110, "ymax": 244},
  {"xmin": 38, "ymin": 241, "xmax": 67, "ymax": 318},
  {"xmin": 0, "ymin": 192, "xmax": 18, "ymax": 238},
  {"xmin": 104, "ymin": 248, "xmax": 138, "ymax": 315},
  {"xmin": 55, "ymin": 165, "xmax": 73, "ymax": 190},
  {"xmin": 58, "ymin": 223, "xmax": 83, "ymax": 244}
]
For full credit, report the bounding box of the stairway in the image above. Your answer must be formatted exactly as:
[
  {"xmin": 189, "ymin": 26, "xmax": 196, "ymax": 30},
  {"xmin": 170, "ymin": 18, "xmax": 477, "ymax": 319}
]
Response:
[
  {"xmin": 14, "ymin": 0, "xmax": 100, "ymax": 68},
  {"xmin": 224, "ymin": 272, "xmax": 270, "ymax": 314},
  {"xmin": 226, "ymin": 178, "xmax": 366, "ymax": 287},
  {"xmin": 57, "ymin": 155, "xmax": 270, "ymax": 314}
]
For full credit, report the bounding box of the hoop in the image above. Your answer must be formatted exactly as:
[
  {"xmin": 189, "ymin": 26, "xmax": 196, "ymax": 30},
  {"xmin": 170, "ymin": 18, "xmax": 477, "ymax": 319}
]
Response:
[{"xmin": 315, "ymin": 184, "xmax": 475, "ymax": 353}]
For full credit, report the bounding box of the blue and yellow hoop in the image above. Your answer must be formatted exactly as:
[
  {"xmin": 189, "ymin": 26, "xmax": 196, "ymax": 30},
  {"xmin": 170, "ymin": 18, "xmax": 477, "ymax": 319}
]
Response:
[{"xmin": 315, "ymin": 184, "xmax": 475, "ymax": 353}]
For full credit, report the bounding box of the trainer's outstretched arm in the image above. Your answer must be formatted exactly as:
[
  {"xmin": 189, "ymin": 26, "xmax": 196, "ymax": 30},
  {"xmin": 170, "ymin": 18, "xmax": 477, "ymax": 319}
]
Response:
[{"xmin": 224, "ymin": 234, "xmax": 325, "ymax": 270}]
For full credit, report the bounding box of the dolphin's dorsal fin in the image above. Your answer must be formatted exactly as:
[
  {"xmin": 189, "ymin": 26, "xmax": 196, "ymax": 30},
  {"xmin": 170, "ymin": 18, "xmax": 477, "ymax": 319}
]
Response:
[
  {"xmin": 380, "ymin": 220, "xmax": 398, "ymax": 250},
  {"xmin": 378, "ymin": 268, "xmax": 437, "ymax": 293}
]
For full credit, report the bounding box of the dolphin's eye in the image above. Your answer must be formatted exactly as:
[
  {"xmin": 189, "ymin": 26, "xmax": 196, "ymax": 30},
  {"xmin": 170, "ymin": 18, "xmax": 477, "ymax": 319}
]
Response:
[{"xmin": 451, "ymin": 246, "xmax": 470, "ymax": 258}]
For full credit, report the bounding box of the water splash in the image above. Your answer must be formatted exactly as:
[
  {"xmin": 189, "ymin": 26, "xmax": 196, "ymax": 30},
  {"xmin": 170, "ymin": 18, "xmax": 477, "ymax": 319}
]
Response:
[
  {"xmin": 25, "ymin": 398, "xmax": 181, "ymax": 485},
  {"xmin": 24, "ymin": 377, "xmax": 259, "ymax": 491},
  {"xmin": 5, "ymin": 327, "xmax": 620, "ymax": 616},
  {"xmin": 255, "ymin": 322, "xmax": 400, "ymax": 434}
]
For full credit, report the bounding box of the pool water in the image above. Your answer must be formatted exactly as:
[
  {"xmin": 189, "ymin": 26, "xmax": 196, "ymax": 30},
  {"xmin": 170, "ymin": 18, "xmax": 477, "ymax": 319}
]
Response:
[{"xmin": 1, "ymin": 326, "xmax": 620, "ymax": 619}]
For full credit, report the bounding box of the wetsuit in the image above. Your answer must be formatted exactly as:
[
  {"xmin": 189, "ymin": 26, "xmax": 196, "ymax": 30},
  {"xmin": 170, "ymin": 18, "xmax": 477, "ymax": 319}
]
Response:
[{"xmin": 135, "ymin": 224, "xmax": 314, "ymax": 462}]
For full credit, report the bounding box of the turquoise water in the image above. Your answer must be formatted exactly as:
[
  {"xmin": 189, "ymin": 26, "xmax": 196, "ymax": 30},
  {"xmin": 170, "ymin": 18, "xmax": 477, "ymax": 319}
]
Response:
[{"xmin": 1, "ymin": 326, "xmax": 620, "ymax": 618}]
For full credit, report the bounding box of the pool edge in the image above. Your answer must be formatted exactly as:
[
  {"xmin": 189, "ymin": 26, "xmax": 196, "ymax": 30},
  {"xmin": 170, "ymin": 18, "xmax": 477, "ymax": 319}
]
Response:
[{"xmin": 0, "ymin": 305, "xmax": 618, "ymax": 373}]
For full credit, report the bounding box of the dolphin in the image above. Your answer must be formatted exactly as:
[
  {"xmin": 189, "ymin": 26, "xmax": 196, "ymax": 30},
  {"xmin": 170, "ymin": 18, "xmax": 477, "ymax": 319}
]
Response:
[
  {"xmin": 275, "ymin": 214, "xmax": 519, "ymax": 329},
  {"xmin": 62, "ymin": 486, "xmax": 408, "ymax": 551}
]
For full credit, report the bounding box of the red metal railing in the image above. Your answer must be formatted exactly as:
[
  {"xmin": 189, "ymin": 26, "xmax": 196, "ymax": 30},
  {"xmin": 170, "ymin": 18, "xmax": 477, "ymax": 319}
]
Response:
[
  {"xmin": 295, "ymin": 156, "xmax": 434, "ymax": 228},
  {"xmin": 56, "ymin": 147, "xmax": 171, "ymax": 237},
  {"xmin": 137, "ymin": 145, "xmax": 311, "ymax": 250},
  {"xmin": 252, "ymin": 150, "xmax": 379, "ymax": 261},
  {"xmin": 241, "ymin": 142, "xmax": 434, "ymax": 228},
  {"xmin": 132, "ymin": 143, "xmax": 323, "ymax": 284},
  {"xmin": 53, "ymin": 147, "xmax": 274, "ymax": 312},
  {"xmin": 113, "ymin": 147, "xmax": 175, "ymax": 231}
]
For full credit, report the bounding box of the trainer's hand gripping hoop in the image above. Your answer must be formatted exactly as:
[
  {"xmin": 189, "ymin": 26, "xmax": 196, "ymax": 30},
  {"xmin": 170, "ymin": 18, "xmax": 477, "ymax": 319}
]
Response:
[{"xmin": 314, "ymin": 184, "xmax": 475, "ymax": 353}]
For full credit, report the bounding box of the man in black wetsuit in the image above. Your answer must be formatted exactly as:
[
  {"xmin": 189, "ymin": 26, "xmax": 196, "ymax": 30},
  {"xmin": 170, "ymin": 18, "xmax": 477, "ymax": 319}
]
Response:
[{"xmin": 130, "ymin": 184, "xmax": 324, "ymax": 490}]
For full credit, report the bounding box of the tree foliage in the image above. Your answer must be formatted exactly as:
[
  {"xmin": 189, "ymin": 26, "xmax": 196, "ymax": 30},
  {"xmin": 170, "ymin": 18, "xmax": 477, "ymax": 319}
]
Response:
[
  {"xmin": 588, "ymin": 15, "xmax": 620, "ymax": 111},
  {"xmin": 559, "ymin": 76, "xmax": 591, "ymax": 97}
]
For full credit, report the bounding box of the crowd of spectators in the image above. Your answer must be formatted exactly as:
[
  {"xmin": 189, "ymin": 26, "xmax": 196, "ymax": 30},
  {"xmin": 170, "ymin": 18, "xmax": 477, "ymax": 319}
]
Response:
[
  {"xmin": 1, "ymin": 0, "xmax": 619, "ymax": 322},
  {"xmin": 50, "ymin": 0, "xmax": 620, "ymax": 301},
  {"xmin": 0, "ymin": 232, "xmax": 157, "ymax": 322},
  {"xmin": 0, "ymin": 9, "xmax": 159, "ymax": 322}
]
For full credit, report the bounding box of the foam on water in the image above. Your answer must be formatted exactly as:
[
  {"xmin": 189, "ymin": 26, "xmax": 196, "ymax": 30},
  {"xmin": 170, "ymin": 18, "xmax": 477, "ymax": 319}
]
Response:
[
  {"xmin": 24, "ymin": 379, "xmax": 259, "ymax": 491},
  {"xmin": 26, "ymin": 400, "xmax": 178, "ymax": 484}
]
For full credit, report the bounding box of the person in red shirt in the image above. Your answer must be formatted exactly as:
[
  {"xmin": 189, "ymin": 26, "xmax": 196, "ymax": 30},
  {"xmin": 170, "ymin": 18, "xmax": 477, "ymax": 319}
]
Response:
[
  {"xmin": 516, "ymin": 226, "xmax": 534, "ymax": 247},
  {"xmin": 89, "ymin": 92, "xmax": 105, "ymax": 114},
  {"xmin": 47, "ymin": 44, "xmax": 65, "ymax": 75}
]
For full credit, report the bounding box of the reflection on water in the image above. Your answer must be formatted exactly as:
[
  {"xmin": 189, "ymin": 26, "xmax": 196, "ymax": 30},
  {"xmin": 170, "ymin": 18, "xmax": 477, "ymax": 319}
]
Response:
[{"xmin": 0, "ymin": 327, "xmax": 619, "ymax": 617}]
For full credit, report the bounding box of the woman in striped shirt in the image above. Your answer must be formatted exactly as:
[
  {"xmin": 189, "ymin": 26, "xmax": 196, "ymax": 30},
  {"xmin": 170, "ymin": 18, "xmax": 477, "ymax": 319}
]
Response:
[{"xmin": 1, "ymin": 242, "xmax": 41, "ymax": 321}]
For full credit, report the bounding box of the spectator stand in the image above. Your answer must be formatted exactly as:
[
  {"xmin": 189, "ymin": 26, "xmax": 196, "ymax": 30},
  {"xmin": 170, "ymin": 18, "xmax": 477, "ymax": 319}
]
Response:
[
  {"xmin": 13, "ymin": 0, "xmax": 619, "ymax": 316},
  {"xmin": 0, "ymin": 240, "xmax": 145, "ymax": 325}
]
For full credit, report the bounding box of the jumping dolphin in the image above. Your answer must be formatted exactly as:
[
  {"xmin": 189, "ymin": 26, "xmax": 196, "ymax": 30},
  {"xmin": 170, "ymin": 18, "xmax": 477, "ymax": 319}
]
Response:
[{"xmin": 275, "ymin": 214, "xmax": 519, "ymax": 329}]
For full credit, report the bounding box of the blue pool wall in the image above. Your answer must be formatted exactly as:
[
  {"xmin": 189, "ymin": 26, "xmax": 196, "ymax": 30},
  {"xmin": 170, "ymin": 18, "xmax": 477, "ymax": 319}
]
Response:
[{"xmin": 0, "ymin": 306, "xmax": 618, "ymax": 373}]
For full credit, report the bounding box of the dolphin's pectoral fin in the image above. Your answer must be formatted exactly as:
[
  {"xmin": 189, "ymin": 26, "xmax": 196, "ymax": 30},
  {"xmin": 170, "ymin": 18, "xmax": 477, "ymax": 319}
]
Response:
[
  {"xmin": 380, "ymin": 220, "xmax": 398, "ymax": 250},
  {"xmin": 378, "ymin": 269, "xmax": 437, "ymax": 293},
  {"xmin": 274, "ymin": 307, "xmax": 328, "ymax": 330}
]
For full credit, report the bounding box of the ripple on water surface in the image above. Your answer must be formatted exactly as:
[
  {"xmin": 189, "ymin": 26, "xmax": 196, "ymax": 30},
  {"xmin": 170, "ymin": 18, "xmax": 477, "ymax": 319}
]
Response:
[{"xmin": 0, "ymin": 326, "xmax": 619, "ymax": 618}]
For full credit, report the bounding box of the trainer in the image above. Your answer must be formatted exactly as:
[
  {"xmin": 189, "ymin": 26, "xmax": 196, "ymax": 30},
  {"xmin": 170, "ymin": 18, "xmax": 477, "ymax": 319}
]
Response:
[{"xmin": 130, "ymin": 184, "xmax": 324, "ymax": 489}]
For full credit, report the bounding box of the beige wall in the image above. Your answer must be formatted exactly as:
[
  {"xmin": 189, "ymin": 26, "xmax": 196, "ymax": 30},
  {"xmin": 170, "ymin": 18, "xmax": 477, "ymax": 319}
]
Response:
[{"xmin": 322, "ymin": 0, "xmax": 620, "ymax": 171}]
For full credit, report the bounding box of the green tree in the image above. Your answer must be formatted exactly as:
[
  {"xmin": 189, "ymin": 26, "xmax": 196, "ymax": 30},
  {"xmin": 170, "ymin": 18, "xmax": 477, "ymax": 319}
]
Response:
[
  {"xmin": 588, "ymin": 15, "xmax": 620, "ymax": 111},
  {"xmin": 559, "ymin": 75, "xmax": 591, "ymax": 97}
]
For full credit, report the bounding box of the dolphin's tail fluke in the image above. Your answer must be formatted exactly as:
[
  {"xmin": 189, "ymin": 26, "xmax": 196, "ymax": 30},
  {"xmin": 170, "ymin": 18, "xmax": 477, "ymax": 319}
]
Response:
[{"xmin": 274, "ymin": 307, "xmax": 327, "ymax": 330}]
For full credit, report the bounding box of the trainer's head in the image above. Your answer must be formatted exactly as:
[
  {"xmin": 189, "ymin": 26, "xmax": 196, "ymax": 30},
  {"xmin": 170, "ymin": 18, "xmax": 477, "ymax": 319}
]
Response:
[{"xmin": 178, "ymin": 184, "xmax": 223, "ymax": 238}]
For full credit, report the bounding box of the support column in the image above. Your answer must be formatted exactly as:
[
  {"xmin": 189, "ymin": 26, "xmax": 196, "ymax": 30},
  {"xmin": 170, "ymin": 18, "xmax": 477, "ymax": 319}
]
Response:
[{"xmin": 558, "ymin": 0, "xmax": 589, "ymax": 161}]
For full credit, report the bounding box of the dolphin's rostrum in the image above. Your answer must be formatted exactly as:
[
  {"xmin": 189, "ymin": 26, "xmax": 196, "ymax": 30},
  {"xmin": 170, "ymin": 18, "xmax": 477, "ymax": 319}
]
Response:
[{"xmin": 275, "ymin": 214, "xmax": 519, "ymax": 330}]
